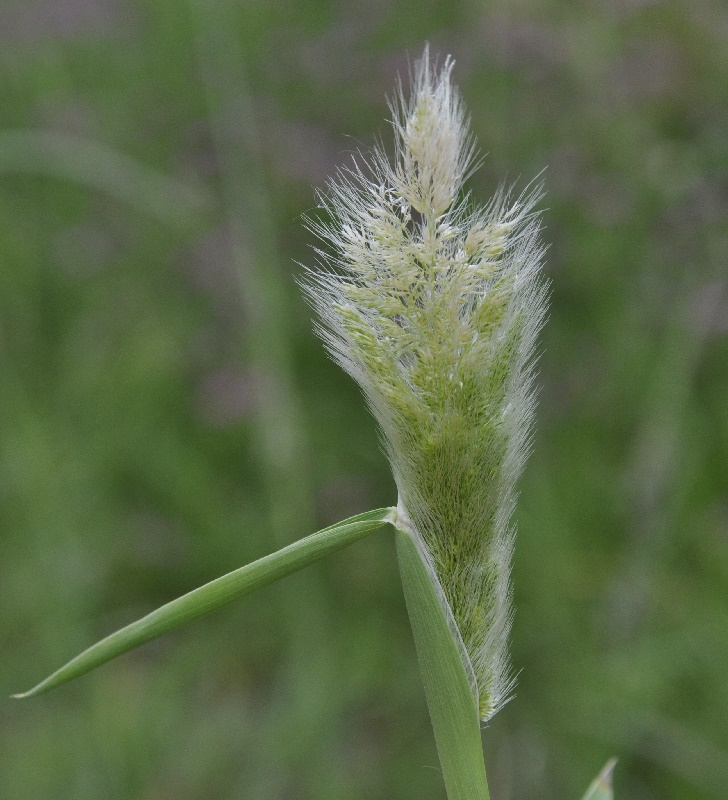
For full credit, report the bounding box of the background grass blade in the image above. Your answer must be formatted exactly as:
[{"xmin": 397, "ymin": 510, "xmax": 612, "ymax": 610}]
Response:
[
  {"xmin": 396, "ymin": 527, "xmax": 490, "ymax": 800},
  {"xmin": 581, "ymin": 759, "xmax": 617, "ymax": 800},
  {"xmin": 13, "ymin": 508, "xmax": 393, "ymax": 699},
  {"xmin": 0, "ymin": 130, "xmax": 212, "ymax": 227}
]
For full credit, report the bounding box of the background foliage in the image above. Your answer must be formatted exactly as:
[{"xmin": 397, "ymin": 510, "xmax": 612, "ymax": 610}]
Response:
[{"xmin": 1, "ymin": 1, "xmax": 726, "ymax": 798}]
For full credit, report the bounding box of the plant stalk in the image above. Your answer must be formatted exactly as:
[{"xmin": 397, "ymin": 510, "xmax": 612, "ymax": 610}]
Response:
[{"xmin": 396, "ymin": 526, "xmax": 490, "ymax": 800}]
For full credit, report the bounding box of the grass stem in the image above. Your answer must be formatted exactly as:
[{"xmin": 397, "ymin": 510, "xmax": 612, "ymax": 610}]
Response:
[{"xmin": 396, "ymin": 526, "xmax": 490, "ymax": 800}]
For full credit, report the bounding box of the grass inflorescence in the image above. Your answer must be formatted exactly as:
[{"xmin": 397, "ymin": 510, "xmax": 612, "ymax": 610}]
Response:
[{"xmin": 303, "ymin": 47, "xmax": 547, "ymax": 720}]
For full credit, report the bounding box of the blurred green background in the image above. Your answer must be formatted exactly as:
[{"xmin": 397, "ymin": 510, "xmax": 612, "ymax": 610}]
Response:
[{"xmin": 1, "ymin": 0, "xmax": 726, "ymax": 798}]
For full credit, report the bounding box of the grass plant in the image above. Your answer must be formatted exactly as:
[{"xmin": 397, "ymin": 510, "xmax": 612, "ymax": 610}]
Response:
[{"xmin": 14, "ymin": 47, "xmax": 614, "ymax": 800}]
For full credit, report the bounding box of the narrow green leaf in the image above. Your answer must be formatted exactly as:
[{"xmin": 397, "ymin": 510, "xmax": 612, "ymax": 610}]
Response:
[
  {"xmin": 13, "ymin": 508, "xmax": 393, "ymax": 699},
  {"xmin": 580, "ymin": 759, "xmax": 617, "ymax": 800},
  {"xmin": 396, "ymin": 527, "xmax": 490, "ymax": 800}
]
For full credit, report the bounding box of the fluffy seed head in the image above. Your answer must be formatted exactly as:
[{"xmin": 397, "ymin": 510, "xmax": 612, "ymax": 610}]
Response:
[{"xmin": 302, "ymin": 47, "xmax": 547, "ymax": 721}]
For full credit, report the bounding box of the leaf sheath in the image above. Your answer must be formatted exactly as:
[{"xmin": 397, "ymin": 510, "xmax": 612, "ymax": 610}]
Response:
[{"xmin": 396, "ymin": 526, "xmax": 490, "ymax": 800}]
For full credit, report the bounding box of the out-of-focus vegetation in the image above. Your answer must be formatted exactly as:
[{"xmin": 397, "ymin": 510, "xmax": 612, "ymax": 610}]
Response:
[{"xmin": 1, "ymin": 1, "xmax": 726, "ymax": 798}]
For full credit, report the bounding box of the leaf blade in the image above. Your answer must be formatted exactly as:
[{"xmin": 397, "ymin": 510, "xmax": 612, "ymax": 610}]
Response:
[{"xmin": 13, "ymin": 508, "xmax": 393, "ymax": 699}]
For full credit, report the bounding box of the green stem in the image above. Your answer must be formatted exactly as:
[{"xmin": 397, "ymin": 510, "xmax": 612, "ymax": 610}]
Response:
[
  {"xmin": 13, "ymin": 508, "xmax": 393, "ymax": 699},
  {"xmin": 396, "ymin": 525, "xmax": 490, "ymax": 800}
]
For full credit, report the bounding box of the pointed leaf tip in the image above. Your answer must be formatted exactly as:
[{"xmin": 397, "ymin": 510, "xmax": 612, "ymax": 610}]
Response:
[
  {"xmin": 598, "ymin": 758, "xmax": 618, "ymax": 788},
  {"xmin": 580, "ymin": 758, "xmax": 617, "ymax": 800}
]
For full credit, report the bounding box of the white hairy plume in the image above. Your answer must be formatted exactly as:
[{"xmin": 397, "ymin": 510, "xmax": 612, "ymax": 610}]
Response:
[{"xmin": 302, "ymin": 46, "xmax": 547, "ymax": 721}]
